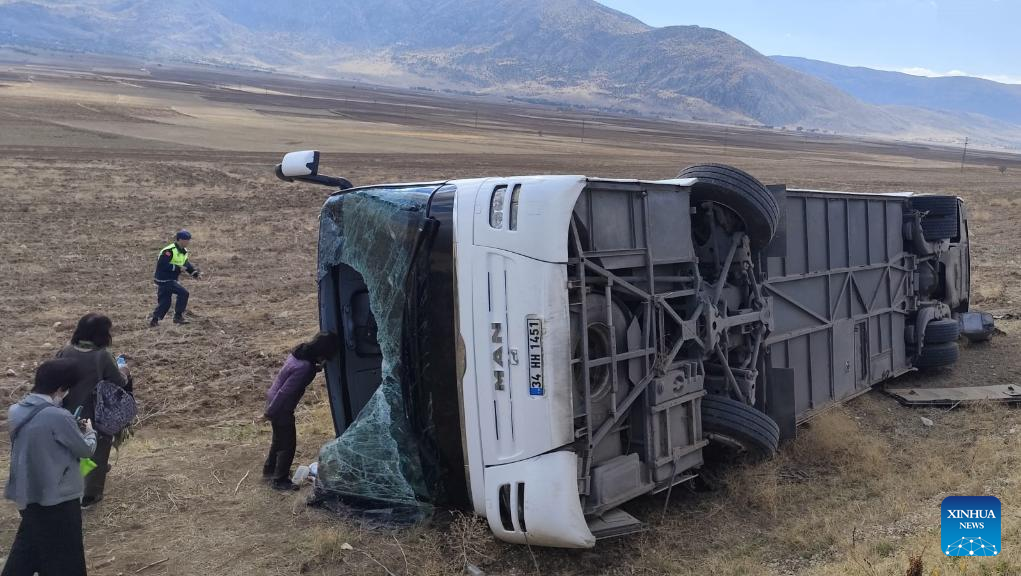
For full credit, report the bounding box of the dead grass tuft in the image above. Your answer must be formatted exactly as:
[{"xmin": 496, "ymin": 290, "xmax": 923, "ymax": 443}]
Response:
[
  {"xmin": 445, "ymin": 512, "xmax": 498, "ymax": 572},
  {"xmin": 724, "ymin": 459, "xmax": 783, "ymax": 518},
  {"xmin": 725, "ymin": 408, "xmax": 890, "ymax": 520},
  {"xmin": 787, "ymin": 409, "xmax": 891, "ymax": 478},
  {"xmin": 905, "ymin": 554, "xmax": 923, "ymax": 576},
  {"xmin": 299, "ymin": 526, "xmax": 357, "ymax": 566}
]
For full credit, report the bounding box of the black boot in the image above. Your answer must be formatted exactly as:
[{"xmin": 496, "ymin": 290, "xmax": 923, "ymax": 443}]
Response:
[
  {"xmin": 149, "ymin": 316, "xmax": 159, "ymax": 328},
  {"xmin": 173, "ymin": 314, "xmax": 189, "ymax": 325},
  {"xmin": 81, "ymin": 495, "xmax": 104, "ymax": 509},
  {"xmin": 271, "ymin": 478, "xmax": 299, "ymax": 491}
]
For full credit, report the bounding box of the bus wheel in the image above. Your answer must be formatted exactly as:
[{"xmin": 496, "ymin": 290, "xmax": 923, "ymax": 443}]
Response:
[
  {"xmin": 571, "ymin": 293, "xmax": 630, "ymax": 405},
  {"xmin": 701, "ymin": 395, "xmax": 780, "ymax": 459},
  {"xmin": 914, "ymin": 342, "xmax": 960, "ymax": 370},
  {"xmin": 678, "ymin": 163, "xmax": 779, "ymax": 249},
  {"xmin": 924, "ymin": 319, "xmax": 960, "ymax": 344}
]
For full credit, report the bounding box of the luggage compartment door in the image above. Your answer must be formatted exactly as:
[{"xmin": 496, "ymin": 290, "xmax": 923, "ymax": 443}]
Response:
[{"xmin": 832, "ymin": 319, "xmax": 854, "ymax": 401}]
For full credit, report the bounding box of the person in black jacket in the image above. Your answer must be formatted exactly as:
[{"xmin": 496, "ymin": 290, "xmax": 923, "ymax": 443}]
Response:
[
  {"xmin": 56, "ymin": 313, "xmax": 131, "ymax": 508},
  {"xmin": 150, "ymin": 229, "xmax": 202, "ymax": 327}
]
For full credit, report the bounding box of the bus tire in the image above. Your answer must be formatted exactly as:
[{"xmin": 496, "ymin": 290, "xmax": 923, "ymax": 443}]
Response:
[
  {"xmin": 701, "ymin": 395, "xmax": 780, "ymax": 459},
  {"xmin": 914, "ymin": 342, "xmax": 960, "ymax": 370},
  {"xmin": 678, "ymin": 164, "xmax": 779, "ymax": 249},
  {"xmin": 924, "ymin": 319, "xmax": 960, "ymax": 344},
  {"xmin": 571, "ymin": 293, "xmax": 629, "ymax": 404}
]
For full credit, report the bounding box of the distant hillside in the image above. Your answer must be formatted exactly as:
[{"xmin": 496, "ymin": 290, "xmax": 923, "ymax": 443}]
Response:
[
  {"xmin": 773, "ymin": 56, "xmax": 1021, "ymax": 126},
  {"xmin": 1, "ymin": 0, "xmax": 1020, "ymax": 147}
]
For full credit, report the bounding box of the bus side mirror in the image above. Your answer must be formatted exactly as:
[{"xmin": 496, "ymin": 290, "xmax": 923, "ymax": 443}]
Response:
[
  {"xmin": 275, "ymin": 150, "xmax": 353, "ymax": 190},
  {"xmin": 279, "ymin": 150, "xmax": 320, "ymax": 179}
]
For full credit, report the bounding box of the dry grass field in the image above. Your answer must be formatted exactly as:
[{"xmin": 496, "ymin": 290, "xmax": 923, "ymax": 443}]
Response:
[{"xmin": 1, "ymin": 56, "xmax": 1021, "ymax": 576}]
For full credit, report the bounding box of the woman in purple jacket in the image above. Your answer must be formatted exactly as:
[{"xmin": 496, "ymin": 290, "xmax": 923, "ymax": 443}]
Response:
[{"xmin": 263, "ymin": 332, "xmax": 339, "ymax": 490}]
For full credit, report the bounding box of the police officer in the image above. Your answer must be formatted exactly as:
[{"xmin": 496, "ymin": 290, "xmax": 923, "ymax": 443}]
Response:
[{"xmin": 150, "ymin": 230, "xmax": 202, "ymax": 327}]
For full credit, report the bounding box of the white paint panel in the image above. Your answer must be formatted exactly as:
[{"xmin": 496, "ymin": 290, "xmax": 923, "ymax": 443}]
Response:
[
  {"xmin": 473, "ymin": 176, "xmax": 587, "ymax": 263},
  {"xmin": 468, "ymin": 245, "xmax": 573, "ymax": 465}
]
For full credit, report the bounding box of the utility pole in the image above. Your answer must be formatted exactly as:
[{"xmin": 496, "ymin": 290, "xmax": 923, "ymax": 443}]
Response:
[
  {"xmin": 961, "ymin": 137, "xmax": 969, "ymax": 173},
  {"xmin": 581, "ymin": 119, "xmax": 586, "ymax": 143}
]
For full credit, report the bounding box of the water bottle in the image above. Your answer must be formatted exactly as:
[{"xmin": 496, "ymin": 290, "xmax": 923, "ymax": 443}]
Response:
[
  {"xmin": 116, "ymin": 355, "xmax": 127, "ymax": 369},
  {"xmin": 292, "ymin": 465, "xmax": 310, "ymax": 486}
]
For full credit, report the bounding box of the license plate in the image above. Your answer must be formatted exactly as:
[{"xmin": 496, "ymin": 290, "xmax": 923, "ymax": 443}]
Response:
[{"xmin": 526, "ymin": 317, "xmax": 544, "ymax": 396}]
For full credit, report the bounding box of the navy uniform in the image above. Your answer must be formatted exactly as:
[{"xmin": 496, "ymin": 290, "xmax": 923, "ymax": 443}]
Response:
[{"xmin": 150, "ymin": 230, "xmax": 201, "ymax": 327}]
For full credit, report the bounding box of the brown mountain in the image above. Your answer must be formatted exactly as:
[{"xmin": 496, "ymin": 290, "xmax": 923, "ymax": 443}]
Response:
[{"xmin": 1, "ymin": 0, "xmax": 1018, "ymax": 146}]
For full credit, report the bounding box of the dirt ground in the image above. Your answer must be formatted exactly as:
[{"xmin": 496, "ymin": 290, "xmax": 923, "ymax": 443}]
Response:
[{"xmin": 1, "ymin": 57, "xmax": 1021, "ymax": 576}]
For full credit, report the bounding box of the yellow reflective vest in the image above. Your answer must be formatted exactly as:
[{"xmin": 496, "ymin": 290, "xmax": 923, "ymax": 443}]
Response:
[{"xmin": 160, "ymin": 243, "xmax": 189, "ymax": 268}]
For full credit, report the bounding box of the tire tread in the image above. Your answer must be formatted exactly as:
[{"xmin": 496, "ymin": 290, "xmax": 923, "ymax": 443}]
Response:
[
  {"xmin": 924, "ymin": 319, "xmax": 960, "ymax": 344},
  {"xmin": 914, "ymin": 341, "xmax": 960, "ymax": 369},
  {"xmin": 677, "ymin": 164, "xmax": 779, "ymax": 248},
  {"xmin": 701, "ymin": 395, "xmax": 780, "ymax": 457}
]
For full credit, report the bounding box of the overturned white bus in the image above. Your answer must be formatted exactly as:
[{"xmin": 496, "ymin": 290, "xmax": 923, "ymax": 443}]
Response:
[{"xmin": 277, "ymin": 151, "xmax": 973, "ymax": 548}]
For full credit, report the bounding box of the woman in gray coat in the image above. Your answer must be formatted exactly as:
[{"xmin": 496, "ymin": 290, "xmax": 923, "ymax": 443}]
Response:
[{"xmin": 3, "ymin": 358, "xmax": 97, "ymax": 576}]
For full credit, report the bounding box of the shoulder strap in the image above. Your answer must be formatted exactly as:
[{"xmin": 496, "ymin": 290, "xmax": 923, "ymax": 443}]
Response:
[
  {"xmin": 10, "ymin": 402, "xmax": 54, "ymax": 441},
  {"xmin": 95, "ymin": 349, "xmax": 106, "ymax": 382},
  {"xmin": 88, "ymin": 350, "xmax": 112, "ymax": 403}
]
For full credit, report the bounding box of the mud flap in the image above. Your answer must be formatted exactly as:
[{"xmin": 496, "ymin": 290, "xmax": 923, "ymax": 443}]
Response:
[
  {"xmin": 765, "ymin": 367, "xmax": 797, "ymax": 441},
  {"xmin": 588, "ymin": 508, "xmax": 646, "ymax": 540}
]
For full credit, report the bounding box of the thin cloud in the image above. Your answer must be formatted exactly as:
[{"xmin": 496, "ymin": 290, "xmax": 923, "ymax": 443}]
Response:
[{"xmin": 896, "ymin": 67, "xmax": 1021, "ymax": 85}]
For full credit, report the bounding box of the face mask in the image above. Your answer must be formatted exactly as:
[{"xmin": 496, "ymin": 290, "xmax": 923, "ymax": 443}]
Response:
[{"xmin": 54, "ymin": 390, "xmax": 68, "ymax": 405}]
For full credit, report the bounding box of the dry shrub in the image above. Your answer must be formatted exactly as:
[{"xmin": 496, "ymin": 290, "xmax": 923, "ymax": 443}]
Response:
[
  {"xmin": 788, "ymin": 409, "xmax": 891, "ymax": 479},
  {"xmin": 782, "ymin": 512, "xmax": 841, "ymax": 560},
  {"xmin": 724, "ymin": 410, "xmax": 889, "ymax": 520},
  {"xmin": 725, "ymin": 459, "xmax": 783, "ymax": 517},
  {"xmin": 905, "ymin": 554, "xmax": 923, "ymax": 576},
  {"xmin": 444, "ymin": 512, "xmax": 499, "ymax": 573},
  {"xmin": 297, "ymin": 526, "xmax": 357, "ymax": 565},
  {"xmin": 721, "ymin": 408, "xmax": 897, "ymax": 561}
]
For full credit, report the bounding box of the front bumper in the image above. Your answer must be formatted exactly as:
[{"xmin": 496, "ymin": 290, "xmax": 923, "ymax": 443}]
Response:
[{"xmin": 483, "ymin": 451, "xmax": 595, "ymax": 548}]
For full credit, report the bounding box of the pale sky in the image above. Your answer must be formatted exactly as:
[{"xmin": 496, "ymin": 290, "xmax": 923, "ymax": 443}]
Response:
[{"xmin": 595, "ymin": 0, "xmax": 1021, "ymax": 83}]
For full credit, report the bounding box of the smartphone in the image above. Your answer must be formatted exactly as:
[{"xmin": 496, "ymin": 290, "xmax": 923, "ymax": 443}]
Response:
[{"xmin": 72, "ymin": 406, "xmax": 82, "ymax": 419}]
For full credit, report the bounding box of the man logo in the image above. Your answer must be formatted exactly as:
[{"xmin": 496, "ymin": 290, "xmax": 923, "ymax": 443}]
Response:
[
  {"xmin": 491, "ymin": 322, "xmax": 506, "ymax": 391},
  {"xmin": 941, "ymin": 496, "xmax": 1001, "ymax": 557}
]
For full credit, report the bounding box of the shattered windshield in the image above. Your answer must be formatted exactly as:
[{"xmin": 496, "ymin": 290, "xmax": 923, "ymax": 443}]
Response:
[{"xmin": 313, "ymin": 185, "xmax": 440, "ymax": 523}]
